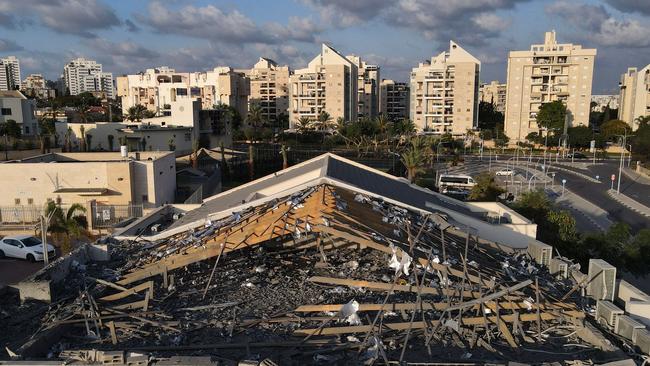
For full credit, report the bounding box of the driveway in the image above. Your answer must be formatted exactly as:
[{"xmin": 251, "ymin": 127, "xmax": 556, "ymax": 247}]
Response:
[{"xmin": 0, "ymin": 258, "xmax": 43, "ymax": 285}]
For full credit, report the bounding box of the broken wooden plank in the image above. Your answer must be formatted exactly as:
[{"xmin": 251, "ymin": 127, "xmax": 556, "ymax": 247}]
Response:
[
  {"xmin": 99, "ymin": 281, "xmax": 153, "ymax": 302},
  {"xmin": 308, "ymin": 276, "xmax": 482, "ymax": 298},
  {"xmin": 294, "ymin": 311, "xmax": 584, "ymax": 336}
]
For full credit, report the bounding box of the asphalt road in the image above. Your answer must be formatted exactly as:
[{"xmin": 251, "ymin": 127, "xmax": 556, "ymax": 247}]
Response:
[
  {"xmin": 447, "ymin": 156, "xmax": 650, "ymax": 232},
  {"xmin": 0, "ymin": 258, "xmax": 43, "ymax": 285},
  {"xmin": 548, "ymin": 160, "xmax": 649, "ymax": 231}
]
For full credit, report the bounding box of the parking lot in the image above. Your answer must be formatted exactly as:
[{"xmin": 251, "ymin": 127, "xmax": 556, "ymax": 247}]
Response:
[{"xmin": 0, "ymin": 258, "xmax": 43, "ymax": 285}]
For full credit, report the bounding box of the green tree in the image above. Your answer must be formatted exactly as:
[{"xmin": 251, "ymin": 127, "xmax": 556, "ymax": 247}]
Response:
[
  {"xmin": 600, "ymin": 119, "xmax": 631, "ymax": 141},
  {"xmin": 0, "ymin": 119, "xmax": 22, "ymax": 140},
  {"xmin": 44, "ymin": 201, "xmax": 88, "ymax": 238},
  {"xmin": 536, "ymin": 101, "xmax": 567, "ymax": 131},
  {"xmin": 400, "ymin": 146, "xmax": 425, "ymax": 182},
  {"xmin": 468, "ymin": 172, "xmax": 505, "ymax": 201},
  {"xmin": 294, "ymin": 116, "xmax": 312, "ymax": 133},
  {"xmin": 631, "ymin": 117, "xmax": 650, "ymax": 162},
  {"xmin": 478, "ymin": 101, "xmax": 504, "ymax": 131},
  {"xmin": 567, "ymin": 125, "xmax": 592, "ymax": 149},
  {"xmin": 246, "ymin": 104, "xmax": 264, "ymax": 128},
  {"xmin": 312, "ymin": 111, "xmax": 335, "ymax": 131},
  {"xmin": 126, "ymin": 105, "xmax": 148, "ymax": 122}
]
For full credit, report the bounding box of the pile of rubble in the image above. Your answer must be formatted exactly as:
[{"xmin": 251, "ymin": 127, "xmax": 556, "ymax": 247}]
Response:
[{"xmin": 0, "ymin": 185, "xmax": 631, "ymax": 365}]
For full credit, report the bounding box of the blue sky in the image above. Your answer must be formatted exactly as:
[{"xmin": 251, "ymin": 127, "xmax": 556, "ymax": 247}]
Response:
[{"xmin": 1, "ymin": 0, "xmax": 649, "ymax": 94}]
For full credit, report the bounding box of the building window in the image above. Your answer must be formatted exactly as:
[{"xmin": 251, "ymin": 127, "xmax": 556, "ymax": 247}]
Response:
[
  {"xmin": 1, "ymin": 108, "xmax": 11, "ymax": 115},
  {"xmin": 142, "ymin": 195, "xmax": 148, "ymax": 203},
  {"xmin": 14, "ymin": 198, "xmax": 20, "ymax": 205},
  {"xmin": 27, "ymin": 198, "xmax": 33, "ymax": 205}
]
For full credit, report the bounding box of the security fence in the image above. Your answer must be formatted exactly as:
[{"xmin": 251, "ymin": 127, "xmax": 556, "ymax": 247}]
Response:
[
  {"xmin": 90, "ymin": 203, "xmax": 144, "ymax": 229},
  {"xmin": 0, "ymin": 205, "xmax": 45, "ymax": 230}
]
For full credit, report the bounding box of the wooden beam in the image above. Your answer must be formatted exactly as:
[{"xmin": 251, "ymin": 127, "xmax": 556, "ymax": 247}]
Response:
[
  {"xmin": 294, "ymin": 300, "xmax": 574, "ymax": 313},
  {"xmin": 308, "ymin": 276, "xmax": 481, "ymax": 298},
  {"xmin": 293, "ymin": 311, "xmax": 584, "ymax": 336},
  {"xmin": 99, "ymin": 281, "xmax": 153, "ymax": 302}
]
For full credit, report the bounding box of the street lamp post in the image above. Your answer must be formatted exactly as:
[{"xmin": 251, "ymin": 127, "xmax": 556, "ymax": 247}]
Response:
[{"xmin": 615, "ymin": 129, "xmax": 634, "ymax": 194}]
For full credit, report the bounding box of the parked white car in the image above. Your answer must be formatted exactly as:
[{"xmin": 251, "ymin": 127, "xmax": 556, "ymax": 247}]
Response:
[
  {"xmin": 495, "ymin": 169, "xmax": 514, "ymax": 176},
  {"xmin": 0, "ymin": 235, "xmax": 56, "ymax": 262}
]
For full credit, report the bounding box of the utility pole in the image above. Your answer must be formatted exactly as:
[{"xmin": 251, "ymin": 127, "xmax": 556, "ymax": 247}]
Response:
[{"xmin": 617, "ymin": 129, "xmax": 634, "ymax": 194}]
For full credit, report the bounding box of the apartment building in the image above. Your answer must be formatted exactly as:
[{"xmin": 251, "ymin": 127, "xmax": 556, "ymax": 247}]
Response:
[
  {"xmin": 618, "ymin": 65, "xmax": 650, "ymax": 130},
  {"xmin": 409, "ymin": 41, "xmax": 480, "ymax": 134},
  {"xmin": 504, "ymin": 31, "xmax": 596, "ymax": 142},
  {"xmin": 21, "ymin": 74, "xmax": 56, "ymax": 99},
  {"xmin": 379, "ymin": 79, "xmax": 410, "ymax": 121},
  {"xmin": 289, "ymin": 44, "xmax": 358, "ymax": 126},
  {"xmin": 347, "ymin": 56, "xmax": 380, "ymax": 119},
  {"xmin": 236, "ymin": 57, "xmax": 291, "ymax": 126},
  {"xmin": 116, "ymin": 66, "xmax": 249, "ymax": 120},
  {"xmin": 0, "ymin": 56, "xmax": 21, "ymax": 91},
  {"xmin": 0, "ymin": 90, "xmax": 38, "ymax": 135},
  {"xmin": 479, "ymin": 81, "xmax": 507, "ymax": 113},
  {"xmin": 63, "ymin": 58, "xmax": 114, "ymax": 99},
  {"xmin": 591, "ymin": 95, "xmax": 619, "ymax": 112}
]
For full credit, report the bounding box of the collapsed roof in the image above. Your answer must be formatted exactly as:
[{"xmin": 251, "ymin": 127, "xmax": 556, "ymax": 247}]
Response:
[{"xmin": 1, "ymin": 178, "xmax": 632, "ymax": 364}]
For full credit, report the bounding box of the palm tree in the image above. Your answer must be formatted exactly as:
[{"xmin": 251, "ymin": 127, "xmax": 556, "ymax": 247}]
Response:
[
  {"xmin": 401, "ymin": 148, "xmax": 425, "ymax": 183},
  {"xmin": 79, "ymin": 125, "xmax": 86, "ymax": 152},
  {"xmin": 126, "ymin": 105, "xmax": 148, "ymax": 122},
  {"xmin": 312, "ymin": 111, "xmax": 334, "ymax": 131},
  {"xmin": 247, "ymin": 104, "xmax": 264, "ymax": 128},
  {"xmin": 375, "ymin": 114, "xmax": 391, "ymax": 137},
  {"xmin": 44, "ymin": 201, "xmax": 88, "ymax": 238},
  {"xmin": 294, "ymin": 116, "xmax": 312, "ymax": 133}
]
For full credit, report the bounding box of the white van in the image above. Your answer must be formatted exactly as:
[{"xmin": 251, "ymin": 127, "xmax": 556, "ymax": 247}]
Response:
[{"xmin": 438, "ymin": 174, "xmax": 476, "ymax": 190}]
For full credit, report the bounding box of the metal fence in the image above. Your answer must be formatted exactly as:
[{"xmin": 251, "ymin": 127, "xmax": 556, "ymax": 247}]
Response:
[
  {"xmin": 91, "ymin": 203, "xmax": 143, "ymax": 229},
  {"xmin": 0, "ymin": 205, "xmax": 45, "ymax": 230}
]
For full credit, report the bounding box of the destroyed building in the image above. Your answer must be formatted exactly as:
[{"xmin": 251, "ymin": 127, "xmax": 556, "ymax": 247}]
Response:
[{"xmin": 1, "ymin": 154, "xmax": 649, "ymax": 365}]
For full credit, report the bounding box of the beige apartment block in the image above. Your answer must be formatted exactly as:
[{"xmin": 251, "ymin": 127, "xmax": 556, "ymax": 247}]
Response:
[
  {"xmin": 618, "ymin": 65, "xmax": 650, "ymax": 130},
  {"xmin": 117, "ymin": 66, "xmax": 249, "ymax": 120},
  {"xmin": 347, "ymin": 56, "xmax": 380, "ymax": 119},
  {"xmin": 289, "ymin": 44, "xmax": 358, "ymax": 127},
  {"xmin": 236, "ymin": 57, "xmax": 290, "ymax": 126},
  {"xmin": 0, "ymin": 152, "xmax": 176, "ymax": 209},
  {"xmin": 480, "ymin": 81, "xmax": 507, "ymax": 113},
  {"xmin": 379, "ymin": 79, "xmax": 410, "ymax": 121},
  {"xmin": 504, "ymin": 31, "xmax": 596, "ymax": 142},
  {"xmin": 409, "ymin": 41, "xmax": 480, "ymax": 135}
]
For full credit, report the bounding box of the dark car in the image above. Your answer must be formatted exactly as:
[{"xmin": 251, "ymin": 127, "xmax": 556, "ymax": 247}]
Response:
[{"xmin": 568, "ymin": 152, "xmax": 587, "ymax": 159}]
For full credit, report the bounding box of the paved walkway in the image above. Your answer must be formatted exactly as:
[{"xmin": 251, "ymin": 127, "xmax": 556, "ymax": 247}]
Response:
[
  {"xmin": 622, "ymin": 167, "xmax": 650, "ymax": 185},
  {"xmin": 548, "ymin": 186, "xmax": 613, "ymax": 232},
  {"xmin": 607, "ymin": 189, "xmax": 650, "ymax": 218}
]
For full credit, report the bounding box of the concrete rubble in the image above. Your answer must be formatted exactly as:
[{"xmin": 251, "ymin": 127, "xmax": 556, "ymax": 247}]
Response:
[{"xmin": 0, "ymin": 184, "xmax": 647, "ymax": 365}]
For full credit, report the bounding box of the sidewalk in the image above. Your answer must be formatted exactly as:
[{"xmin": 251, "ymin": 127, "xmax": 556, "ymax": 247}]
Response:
[
  {"xmin": 607, "ymin": 189, "xmax": 650, "ymax": 218},
  {"xmin": 622, "ymin": 167, "xmax": 650, "ymax": 185},
  {"xmin": 548, "ymin": 186, "xmax": 613, "ymax": 232}
]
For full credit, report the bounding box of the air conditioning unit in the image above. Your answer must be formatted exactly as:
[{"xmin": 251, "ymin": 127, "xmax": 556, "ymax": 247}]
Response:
[
  {"xmin": 595, "ymin": 300, "xmax": 623, "ymax": 329},
  {"xmin": 617, "ymin": 280, "xmax": 650, "ymax": 310},
  {"xmin": 550, "ymin": 257, "xmax": 571, "ymax": 279},
  {"xmin": 615, "ymin": 314, "xmax": 646, "ymax": 343},
  {"xmin": 527, "ymin": 241, "xmax": 552, "ymax": 267},
  {"xmin": 627, "ymin": 301, "xmax": 650, "ymax": 327},
  {"xmin": 635, "ymin": 328, "xmax": 650, "ymax": 355},
  {"xmin": 587, "ymin": 259, "xmax": 616, "ymax": 301}
]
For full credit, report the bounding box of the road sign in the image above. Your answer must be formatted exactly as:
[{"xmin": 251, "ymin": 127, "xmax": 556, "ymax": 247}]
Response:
[
  {"xmin": 562, "ymin": 179, "xmax": 567, "ymax": 184},
  {"xmin": 590, "ymin": 140, "xmax": 596, "ymax": 153},
  {"xmin": 611, "ymin": 174, "xmax": 616, "ymax": 181},
  {"xmin": 596, "ymin": 175, "xmax": 599, "ymax": 180}
]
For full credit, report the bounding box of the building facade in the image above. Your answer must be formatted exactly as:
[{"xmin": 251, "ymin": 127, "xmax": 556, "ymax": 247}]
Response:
[
  {"xmin": 409, "ymin": 41, "xmax": 480, "ymax": 134},
  {"xmin": 347, "ymin": 56, "xmax": 379, "ymax": 119},
  {"xmin": 479, "ymin": 81, "xmax": 507, "ymax": 113},
  {"xmin": 0, "ymin": 90, "xmax": 38, "ymax": 135},
  {"xmin": 0, "ymin": 151, "xmax": 176, "ymax": 208},
  {"xmin": 289, "ymin": 44, "xmax": 358, "ymax": 127},
  {"xmin": 0, "ymin": 56, "xmax": 21, "ymax": 91},
  {"xmin": 504, "ymin": 31, "xmax": 596, "ymax": 142},
  {"xmin": 237, "ymin": 57, "xmax": 290, "ymax": 126},
  {"xmin": 379, "ymin": 79, "xmax": 410, "ymax": 121},
  {"xmin": 618, "ymin": 65, "xmax": 650, "ymax": 130},
  {"xmin": 116, "ymin": 66, "xmax": 249, "ymax": 120},
  {"xmin": 63, "ymin": 58, "xmax": 114, "ymax": 99},
  {"xmin": 21, "ymin": 74, "xmax": 56, "ymax": 99}
]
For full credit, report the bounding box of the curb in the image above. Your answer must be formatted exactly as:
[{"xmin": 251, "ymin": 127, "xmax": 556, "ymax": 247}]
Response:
[{"xmin": 606, "ymin": 189, "xmax": 650, "ymax": 218}]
